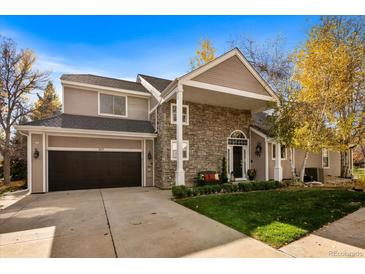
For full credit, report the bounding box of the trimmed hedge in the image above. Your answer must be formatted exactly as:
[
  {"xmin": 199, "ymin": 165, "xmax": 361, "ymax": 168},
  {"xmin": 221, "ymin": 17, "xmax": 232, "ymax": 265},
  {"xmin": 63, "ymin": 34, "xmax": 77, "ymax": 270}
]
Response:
[{"xmin": 172, "ymin": 180, "xmax": 283, "ymax": 199}]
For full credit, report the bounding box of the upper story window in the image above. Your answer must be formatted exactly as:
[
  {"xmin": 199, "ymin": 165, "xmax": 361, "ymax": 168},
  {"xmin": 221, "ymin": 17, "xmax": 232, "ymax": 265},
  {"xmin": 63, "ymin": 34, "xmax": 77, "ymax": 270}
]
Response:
[
  {"xmin": 272, "ymin": 143, "xmax": 287, "ymax": 160},
  {"xmin": 322, "ymin": 148, "xmax": 330, "ymax": 168},
  {"xmin": 171, "ymin": 103, "xmax": 189, "ymax": 125},
  {"xmin": 99, "ymin": 93, "xmax": 127, "ymax": 117}
]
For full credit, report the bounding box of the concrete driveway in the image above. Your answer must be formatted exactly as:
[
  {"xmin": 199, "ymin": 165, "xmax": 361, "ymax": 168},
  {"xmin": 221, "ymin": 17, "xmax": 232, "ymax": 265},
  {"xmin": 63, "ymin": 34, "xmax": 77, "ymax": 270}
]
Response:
[{"xmin": 0, "ymin": 187, "xmax": 286, "ymax": 258}]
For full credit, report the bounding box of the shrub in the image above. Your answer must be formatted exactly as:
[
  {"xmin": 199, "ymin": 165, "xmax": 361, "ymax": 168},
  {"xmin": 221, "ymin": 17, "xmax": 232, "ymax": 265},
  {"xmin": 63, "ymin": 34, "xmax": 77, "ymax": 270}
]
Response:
[
  {"xmin": 203, "ymin": 185, "xmax": 213, "ymax": 194},
  {"xmin": 220, "ymin": 157, "xmax": 228, "ymax": 184},
  {"xmin": 252, "ymin": 181, "xmax": 264, "ymax": 190},
  {"xmin": 191, "ymin": 187, "xmax": 199, "ymax": 196},
  {"xmin": 11, "ymin": 158, "xmax": 27, "ymax": 181},
  {"xmin": 211, "ymin": 184, "xmax": 222, "ymax": 193},
  {"xmin": 172, "ymin": 185, "xmax": 188, "ymax": 199},
  {"xmin": 232, "ymin": 184, "xmax": 239, "ymax": 192},
  {"xmin": 222, "ymin": 183, "xmax": 234, "ymax": 193},
  {"xmin": 238, "ymin": 182, "xmax": 253, "ymax": 192}
]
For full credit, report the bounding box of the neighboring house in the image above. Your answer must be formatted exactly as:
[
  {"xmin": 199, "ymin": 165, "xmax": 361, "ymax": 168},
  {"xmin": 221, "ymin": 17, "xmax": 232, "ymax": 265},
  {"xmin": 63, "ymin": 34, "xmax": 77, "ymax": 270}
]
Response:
[{"xmin": 16, "ymin": 48, "xmax": 351, "ymax": 193}]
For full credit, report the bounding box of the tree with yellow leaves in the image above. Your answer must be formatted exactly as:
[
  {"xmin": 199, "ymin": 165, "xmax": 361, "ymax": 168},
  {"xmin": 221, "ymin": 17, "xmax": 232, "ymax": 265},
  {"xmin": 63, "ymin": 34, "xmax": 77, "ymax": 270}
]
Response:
[
  {"xmin": 32, "ymin": 81, "xmax": 62, "ymax": 121},
  {"xmin": 293, "ymin": 16, "xmax": 365, "ymax": 178},
  {"xmin": 190, "ymin": 39, "xmax": 216, "ymax": 70},
  {"xmin": 0, "ymin": 36, "xmax": 48, "ymax": 184}
]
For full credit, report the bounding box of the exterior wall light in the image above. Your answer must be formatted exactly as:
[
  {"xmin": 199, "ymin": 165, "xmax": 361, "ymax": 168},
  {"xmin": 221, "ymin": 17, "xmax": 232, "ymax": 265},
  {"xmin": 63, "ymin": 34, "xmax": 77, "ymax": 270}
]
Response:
[
  {"xmin": 255, "ymin": 142, "xmax": 262, "ymax": 157},
  {"xmin": 34, "ymin": 148, "xmax": 40, "ymax": 159}
]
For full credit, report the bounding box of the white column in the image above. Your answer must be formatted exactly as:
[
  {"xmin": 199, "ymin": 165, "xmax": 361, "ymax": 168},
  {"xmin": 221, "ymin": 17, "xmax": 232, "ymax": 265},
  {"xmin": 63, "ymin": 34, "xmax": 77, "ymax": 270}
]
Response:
[
  {"xmin": 175, "ymin": 84, "xmax": 185, "ymax": 185},
  {"xmin": 274, "ymin": 143, "xmax": 283, "ymax": 181}
]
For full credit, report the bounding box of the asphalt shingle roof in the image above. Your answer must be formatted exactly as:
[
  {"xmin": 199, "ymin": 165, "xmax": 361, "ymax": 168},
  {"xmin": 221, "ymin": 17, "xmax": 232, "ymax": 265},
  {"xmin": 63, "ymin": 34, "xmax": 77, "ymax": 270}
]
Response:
[
  {"xmin": 22, "ymin": 114, "xmax": 155, "ymax": 134},
  {"xmin": 251, "ymin": 112, "xmax": 271, "ymax": 136},
  {"xmin": 61, "ymin": 74, "xmax": 148, "ymax": 93},
  {"xmin": 138, "ymin": 74, "xmax": 172, "ymax": 92}
]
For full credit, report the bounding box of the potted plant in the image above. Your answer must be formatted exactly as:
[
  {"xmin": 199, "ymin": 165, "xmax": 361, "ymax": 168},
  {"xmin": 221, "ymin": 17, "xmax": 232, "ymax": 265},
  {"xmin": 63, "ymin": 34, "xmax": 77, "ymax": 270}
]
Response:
[{"xmin": 247, "ymin": 168, "xmax": 256, "ymax": 181}]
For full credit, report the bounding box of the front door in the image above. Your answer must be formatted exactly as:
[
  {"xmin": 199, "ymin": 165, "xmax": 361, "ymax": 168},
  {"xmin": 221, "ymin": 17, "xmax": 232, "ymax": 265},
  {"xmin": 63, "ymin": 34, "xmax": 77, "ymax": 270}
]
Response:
[{"xmin": 233, "ymin": 146, "xmax": 243, "ymax": 178}]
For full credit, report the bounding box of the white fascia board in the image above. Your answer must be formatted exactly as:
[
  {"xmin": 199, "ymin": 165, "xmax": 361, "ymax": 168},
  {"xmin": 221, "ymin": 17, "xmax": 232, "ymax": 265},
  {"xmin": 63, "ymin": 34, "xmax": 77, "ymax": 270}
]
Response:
[
  {"xmin": 250, "ymin": 127, "xmax": 268, "ymax": 140},
  {"xmin": 15, "ymin": 125, "xmax": 157, "ymax": 138},
  {"xmin": 61, "ymin": 80, "xmax": 151, "ymax": 98},
  {"xmin": 137, "ymin": 76, "xmax": 162, "ymax": 101},
  {"xmin": 183, "ymin": 80, "xmax": 274, "ymax": 102}
]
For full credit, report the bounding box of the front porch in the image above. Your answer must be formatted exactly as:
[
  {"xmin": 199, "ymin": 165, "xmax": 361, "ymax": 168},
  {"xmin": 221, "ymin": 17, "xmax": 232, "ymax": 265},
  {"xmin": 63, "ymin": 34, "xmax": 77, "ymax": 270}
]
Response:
[{"xmin": 158, "ymin": 49, "xmax": 282, "ymax": 187}]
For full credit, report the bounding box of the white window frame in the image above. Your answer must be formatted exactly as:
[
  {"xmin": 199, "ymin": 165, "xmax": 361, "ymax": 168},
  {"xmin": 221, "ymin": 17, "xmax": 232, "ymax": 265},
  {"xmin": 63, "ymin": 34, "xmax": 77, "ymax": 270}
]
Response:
[
  {"xmin": 170, "ymin": 103, "xmax": 189, "ymax": 125},
  {"xmin": 170, "ymin": 140, "xmax": 189, "ymax": 161},
  {"xmin": 272, "ymin": 143, "xmax": 287, "ymax": 160},
  {"xmin": 98, "ymin": 91, "xmax": 128, "ymax": 118},
  {"xmin": 322, "ymin": 148, "xmax": 330, "ymax": 169}
]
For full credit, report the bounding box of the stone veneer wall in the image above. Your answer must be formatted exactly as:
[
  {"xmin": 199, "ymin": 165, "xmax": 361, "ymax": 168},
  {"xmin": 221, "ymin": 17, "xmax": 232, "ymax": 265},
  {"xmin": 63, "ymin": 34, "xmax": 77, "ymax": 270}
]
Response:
[{"xmin": 152, "ymin": 100, "xmax": 251, "ymax": 189}]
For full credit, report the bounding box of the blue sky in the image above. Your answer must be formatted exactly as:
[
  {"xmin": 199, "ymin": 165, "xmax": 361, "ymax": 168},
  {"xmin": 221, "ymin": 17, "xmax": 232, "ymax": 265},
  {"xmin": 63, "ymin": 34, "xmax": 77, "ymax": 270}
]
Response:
[{"xmin": 0, "ymin": 16, "xmax": 319, "ymax": 96}]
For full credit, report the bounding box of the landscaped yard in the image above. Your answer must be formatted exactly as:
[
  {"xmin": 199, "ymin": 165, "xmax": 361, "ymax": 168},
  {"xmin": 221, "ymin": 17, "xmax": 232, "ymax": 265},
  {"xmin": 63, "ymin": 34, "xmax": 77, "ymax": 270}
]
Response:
[
  {"xmin": 177, "ymin": 188, "xmax": 365, "ymax": 248},
  {"xmin": 0, "ymin": 180, "xmax": 27, "ymax": 196}
]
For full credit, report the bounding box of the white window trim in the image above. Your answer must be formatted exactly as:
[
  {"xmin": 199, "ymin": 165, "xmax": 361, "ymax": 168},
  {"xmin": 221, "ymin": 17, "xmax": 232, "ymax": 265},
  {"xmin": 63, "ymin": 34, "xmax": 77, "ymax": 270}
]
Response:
[
  {"xmin": 170, "ymin": 103, "xmax": 189, "ymax": 125},
  {"xmin": 170, "ymin": 140, "xmax": 189, "ymax": 161},
  {"xmin": 322, "ymin": 148, "xmax": 330, "ymax": 169},
  {"xmin": 98, "ymin": 91, "xmax": 128, "ymax": 118},
  {"xmin": 272, "ymin": 143, "xmax": 287, "ymax": 160}
]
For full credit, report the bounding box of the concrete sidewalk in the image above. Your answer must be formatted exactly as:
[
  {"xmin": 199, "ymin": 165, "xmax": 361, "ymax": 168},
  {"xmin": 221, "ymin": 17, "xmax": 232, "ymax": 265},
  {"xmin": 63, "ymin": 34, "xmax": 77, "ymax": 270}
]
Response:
[{"xmin": 280, "ymin": 208, "xmax": 365, "ymax": 258}]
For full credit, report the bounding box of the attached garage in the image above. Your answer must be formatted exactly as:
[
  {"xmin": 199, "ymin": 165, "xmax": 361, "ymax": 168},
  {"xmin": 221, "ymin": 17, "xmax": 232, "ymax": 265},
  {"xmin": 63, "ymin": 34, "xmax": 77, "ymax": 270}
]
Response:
[
  {"xmin": 48, "ymin": 151, "xmax": 142, "ymax": 191},
  {"xmin": 16, "ymin": 113, "xmax": 156, "ymax": 193}
]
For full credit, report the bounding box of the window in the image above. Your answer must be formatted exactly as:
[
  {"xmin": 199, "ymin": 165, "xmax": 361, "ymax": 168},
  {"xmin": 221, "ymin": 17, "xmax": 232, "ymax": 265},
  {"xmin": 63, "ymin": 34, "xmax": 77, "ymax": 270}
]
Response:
[
  {"xmin": 171, "ymin": 103, "xmax": 189, "ymax": 125},
  {"xmin": 99, "ymin": 93, "xmax": 127, "ymax": 117},
  {"xmin": 272, "ymin": 143, "xmax": 287, "ymax": 160},
  {"xmin": 171, "ymin": 140, "xmax": 189, "ymax": 161},
  {"xmin": 228, "ymin": 130, "xmax": 248, "ymax": 146},
  {"xmin": 322, "ymin": 148, "xmax": 330, "ymax": 168}
]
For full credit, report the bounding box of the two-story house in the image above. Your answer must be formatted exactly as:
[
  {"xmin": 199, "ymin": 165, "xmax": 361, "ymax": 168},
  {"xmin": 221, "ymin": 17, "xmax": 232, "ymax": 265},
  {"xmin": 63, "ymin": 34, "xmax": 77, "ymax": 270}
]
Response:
[{"xmin": 16, "ymin": 48, "xmax": 350, "ymax": 193}]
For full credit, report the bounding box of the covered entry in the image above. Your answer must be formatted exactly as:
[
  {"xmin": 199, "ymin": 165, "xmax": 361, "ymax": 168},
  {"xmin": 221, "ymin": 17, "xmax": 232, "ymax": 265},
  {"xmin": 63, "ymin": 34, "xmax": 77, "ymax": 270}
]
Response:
[{"xmin": 48, "ymin": 151, "xmax": 141, "ymax": 191}]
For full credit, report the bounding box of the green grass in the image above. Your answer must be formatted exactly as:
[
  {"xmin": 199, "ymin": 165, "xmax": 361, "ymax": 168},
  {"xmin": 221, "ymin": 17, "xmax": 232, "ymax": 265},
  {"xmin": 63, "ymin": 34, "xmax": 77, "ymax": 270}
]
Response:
[{"xmin": 177, "ymin": 188, "xmax": 365, "ymax": 248}]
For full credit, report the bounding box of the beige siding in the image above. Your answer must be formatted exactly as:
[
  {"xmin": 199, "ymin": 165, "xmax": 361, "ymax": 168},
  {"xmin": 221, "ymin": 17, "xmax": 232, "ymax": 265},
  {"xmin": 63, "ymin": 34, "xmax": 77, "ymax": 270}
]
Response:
[
  {"xmin": 324, "ymin": 151, "xmax": 341, "ymax": 177},
  {"xmin": 64, "ymin": 87, "xmax": 98, "ymax": 116},
  {"xmin": 31, "ymin": 134, "xmax": 44, "ymax": 193},
  {"xmin": 250, "ymin": 131, "xmax": 266, "ymax": 180},
  {"xmin": 63, "ymin": 86, "xmax": 149, "ymax": 120},
  {"xmin": 192, "ymin": 56, "xmax": 270, "ymax": 96},
  {"xmin": 48, "ymin": 136, "xmax": 141, "ymax": 150},
  {"xmin": 128, "ymin": 96, "xmax": 149, "ymax": 120},
  {"xmin": 145, "ymin": 140, "xmax": 154, "ymax": 186}
]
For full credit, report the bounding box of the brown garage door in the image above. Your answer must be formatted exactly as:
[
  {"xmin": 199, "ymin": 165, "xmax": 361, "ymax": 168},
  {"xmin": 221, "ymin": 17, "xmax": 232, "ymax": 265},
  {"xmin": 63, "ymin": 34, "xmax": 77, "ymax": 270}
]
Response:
[{"xmin": 48, "ymin": 151, "xmax": 141, "ymax": 191}]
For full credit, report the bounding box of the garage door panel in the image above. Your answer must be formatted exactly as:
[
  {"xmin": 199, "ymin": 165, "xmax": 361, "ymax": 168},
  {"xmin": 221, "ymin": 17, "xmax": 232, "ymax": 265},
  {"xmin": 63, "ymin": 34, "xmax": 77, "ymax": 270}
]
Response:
[{"xmin": 48, "ymin": 151, "xmax": 141, "ymax": 191}]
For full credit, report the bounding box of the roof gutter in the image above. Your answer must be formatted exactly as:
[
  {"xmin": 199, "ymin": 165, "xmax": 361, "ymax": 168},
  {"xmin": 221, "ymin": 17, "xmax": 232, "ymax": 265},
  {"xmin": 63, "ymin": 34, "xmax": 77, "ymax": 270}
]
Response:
[
  {"xmin": 15, "ymin": 125, "xmax": 157, "ymax": 139},
  {"xmin": 61, "ymin": 80, "xmax": 151, "ymax": 98}
]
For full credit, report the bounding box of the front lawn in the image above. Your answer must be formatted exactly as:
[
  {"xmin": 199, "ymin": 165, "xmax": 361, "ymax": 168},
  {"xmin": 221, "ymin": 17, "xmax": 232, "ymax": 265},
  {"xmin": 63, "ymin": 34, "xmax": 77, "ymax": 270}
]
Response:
[{"xmin": 177, "ymin": 188, "xmax": 365, "ymax": 248}]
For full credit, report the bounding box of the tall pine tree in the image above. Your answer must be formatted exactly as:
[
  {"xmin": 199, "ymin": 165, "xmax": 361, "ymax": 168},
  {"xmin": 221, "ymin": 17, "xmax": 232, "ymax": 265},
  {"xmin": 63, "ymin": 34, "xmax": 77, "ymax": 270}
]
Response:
[{"xmin": 32, "ymin": 81, "xmax": 62, "ymax": 121}]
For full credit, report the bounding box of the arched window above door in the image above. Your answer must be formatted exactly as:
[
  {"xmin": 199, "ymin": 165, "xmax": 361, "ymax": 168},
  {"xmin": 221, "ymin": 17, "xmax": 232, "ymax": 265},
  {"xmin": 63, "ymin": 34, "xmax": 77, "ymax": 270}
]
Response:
[{"xmin": 228, "ymin": 130, "xmax": 248, "ymax": 146}]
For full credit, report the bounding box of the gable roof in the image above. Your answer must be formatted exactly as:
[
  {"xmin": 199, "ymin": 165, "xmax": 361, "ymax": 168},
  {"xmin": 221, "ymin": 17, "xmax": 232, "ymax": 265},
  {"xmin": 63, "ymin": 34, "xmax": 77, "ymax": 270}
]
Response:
[
  {"xmin": 160, "ymin": 48, "xmax": 279, "ymax": 102},
  {"xmin": 138, "ymin": 74, "xmax": 172, "ymax": 93},
  {"xmin": 61, "ymin": 74, "xmax": 148, "ymax": 93},
  {"xmin": 20, "ymin": 113, "xmax": 155, "ymax": 133}
]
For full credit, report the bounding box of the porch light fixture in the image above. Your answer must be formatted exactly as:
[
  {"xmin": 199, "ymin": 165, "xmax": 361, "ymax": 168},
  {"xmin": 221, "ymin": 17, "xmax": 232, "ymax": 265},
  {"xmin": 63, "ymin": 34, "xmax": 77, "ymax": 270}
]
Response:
[
  {"xmin": 33, "ymin": 148, "xmax": 40, "ymax": 159},
  {"xmin": 255, "ymin": 142, "xmax": 262, "ymax": 157},
  {"xmin": 148, "ymin": 152, "xmax": 152, "ymax": 160}
]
